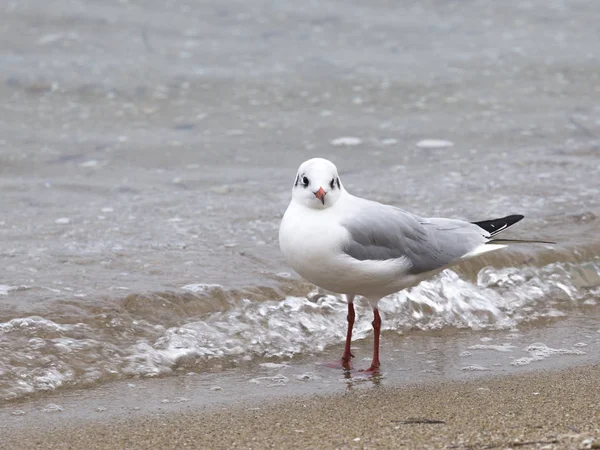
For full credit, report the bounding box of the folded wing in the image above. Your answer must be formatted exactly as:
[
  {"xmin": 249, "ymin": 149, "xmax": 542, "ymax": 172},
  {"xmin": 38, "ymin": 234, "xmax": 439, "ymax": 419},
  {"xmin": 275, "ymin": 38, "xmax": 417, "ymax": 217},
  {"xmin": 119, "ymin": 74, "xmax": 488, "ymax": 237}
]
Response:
[{"xmin": 340, "ymin": 203, "xmax": 491, "ymax": 274}]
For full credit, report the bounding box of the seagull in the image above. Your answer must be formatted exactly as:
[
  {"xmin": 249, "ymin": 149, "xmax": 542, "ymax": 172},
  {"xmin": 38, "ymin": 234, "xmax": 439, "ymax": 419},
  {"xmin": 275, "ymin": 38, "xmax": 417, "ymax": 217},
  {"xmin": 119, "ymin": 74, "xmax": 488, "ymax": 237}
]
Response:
[{"xmin": 279, "ymin": 158, "xmax": 550, "ymax": 372}]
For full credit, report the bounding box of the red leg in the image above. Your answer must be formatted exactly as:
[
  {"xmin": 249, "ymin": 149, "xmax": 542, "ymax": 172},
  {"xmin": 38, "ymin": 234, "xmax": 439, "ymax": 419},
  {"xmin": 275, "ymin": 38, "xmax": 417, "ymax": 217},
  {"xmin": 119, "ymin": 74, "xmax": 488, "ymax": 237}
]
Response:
[
  {"xmin": 340, "ymin": 302, "xmax": 355, "ymax": 369},
  {"xmin": 361, "ymin": 308, "xmax": 381, "ymax": 373}
]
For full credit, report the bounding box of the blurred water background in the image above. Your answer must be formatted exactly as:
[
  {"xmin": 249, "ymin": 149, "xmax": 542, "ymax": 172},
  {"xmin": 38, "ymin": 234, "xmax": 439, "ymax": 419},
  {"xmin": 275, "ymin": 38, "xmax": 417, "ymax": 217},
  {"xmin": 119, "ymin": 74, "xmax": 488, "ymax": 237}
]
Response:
[{"xmin": 1, "ymin": 0, "xmax": 599, "ymax": 404}]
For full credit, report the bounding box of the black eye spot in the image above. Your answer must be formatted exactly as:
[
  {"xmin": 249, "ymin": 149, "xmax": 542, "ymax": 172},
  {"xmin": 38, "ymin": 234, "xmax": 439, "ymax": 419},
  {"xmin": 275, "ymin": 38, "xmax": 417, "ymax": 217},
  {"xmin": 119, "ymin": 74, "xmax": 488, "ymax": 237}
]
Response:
[
  {"xmin": 302, "ymin": 176, "xmax": 309, "ymax": 187},
  {"xmin": 336, "ymin": 177, "xmax": 341, "ymax": 189},
  {"xmin": 330, "ymin": 178, "xmax": 335, "ymax": 189}
]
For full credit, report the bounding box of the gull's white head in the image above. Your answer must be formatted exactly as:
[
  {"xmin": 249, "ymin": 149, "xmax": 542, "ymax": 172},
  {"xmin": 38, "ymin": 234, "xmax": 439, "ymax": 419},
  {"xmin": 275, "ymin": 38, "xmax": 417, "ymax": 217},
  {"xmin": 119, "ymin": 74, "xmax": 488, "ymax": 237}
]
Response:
[{"xmin": 291, "ymin": 158, "xmax": 344, "ymax": 209}]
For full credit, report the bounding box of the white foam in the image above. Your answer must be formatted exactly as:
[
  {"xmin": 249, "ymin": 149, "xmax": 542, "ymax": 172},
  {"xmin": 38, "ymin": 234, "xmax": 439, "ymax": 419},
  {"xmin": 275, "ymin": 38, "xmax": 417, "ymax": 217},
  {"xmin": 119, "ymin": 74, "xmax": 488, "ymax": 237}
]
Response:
[
  {"xmin": 1, "ymin": 259, "xmax": 598, "ymax": 401},
  {"xmin": 181, "ymin": 283, "xmax": 222, "ymax": 293},
  {"xmin": 54, "ymin": 217, "xmax": 71, "ymax": 224},
  {"xmin": 259, "ymin": 363, "xmax": 290, "ymax": 369},
  {"xmin": 0, "ymin": 316, "xmax": 70, "ymax": 332},
  {"xmin": 296, "ymin": 372, "xmax": 318, "ymax": 381},
  {"xmin": 468, "ymin": 343, "xmax": 515, "ymax": 352},
  {"xmin": 248, "ymin": 375, "xmax": 288, "ymax": 386},
  {"xmin": 330, "ymin": 137, "xmax": 362, "ymax": 147},
  {"xmin": 0, "ymin": 285, "xmax": 15, "ymax": 296},
  {"xmin": 416, "ymin": 139, "xmax": 454, "ymax": 149},
  {"xmin": 42, "ymin": 404, "xmax": 65, "ymax": 413},
  {"xmin": 511, "ymin": 343, "xmax": 587, "ymax": 366},
  {"xmin": 160, "ymin": 397, "xmax": 189, "ymax": 404},
  {"xmin": 37, "ymin": 33, "xmax": 64, "ymax": 45},
  {"xmin": 381, "ymin": 270, "xmax": 513, "ymax": 331},
  {"xmin": 461, "ymin": 365, "xmax": 490, "ymax": 371}
]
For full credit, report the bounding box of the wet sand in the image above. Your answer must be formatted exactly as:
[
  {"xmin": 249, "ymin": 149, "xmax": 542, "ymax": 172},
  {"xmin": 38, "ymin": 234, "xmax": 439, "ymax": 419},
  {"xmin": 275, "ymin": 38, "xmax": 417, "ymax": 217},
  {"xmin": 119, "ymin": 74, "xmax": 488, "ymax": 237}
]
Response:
[{"xmin": 3, "ymin": 364, "xmax": 599, "ymax": 449}]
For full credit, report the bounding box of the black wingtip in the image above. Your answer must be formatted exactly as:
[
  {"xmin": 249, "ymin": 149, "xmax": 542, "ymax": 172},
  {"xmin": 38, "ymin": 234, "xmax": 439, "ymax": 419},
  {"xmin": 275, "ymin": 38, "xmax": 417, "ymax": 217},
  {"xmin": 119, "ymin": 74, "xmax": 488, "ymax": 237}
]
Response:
[{"xmin": 472, "ymin": 214, "xmax": 524, "ymax": 236}]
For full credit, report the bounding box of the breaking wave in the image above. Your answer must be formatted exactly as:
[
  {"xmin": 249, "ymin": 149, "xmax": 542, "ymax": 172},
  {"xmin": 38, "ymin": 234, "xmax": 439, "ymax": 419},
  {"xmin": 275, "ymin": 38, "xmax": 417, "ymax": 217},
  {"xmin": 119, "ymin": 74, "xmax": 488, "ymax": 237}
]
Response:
[{"xmin": 0, "ymin": 258, "xmax": 598, "ymax": 401}]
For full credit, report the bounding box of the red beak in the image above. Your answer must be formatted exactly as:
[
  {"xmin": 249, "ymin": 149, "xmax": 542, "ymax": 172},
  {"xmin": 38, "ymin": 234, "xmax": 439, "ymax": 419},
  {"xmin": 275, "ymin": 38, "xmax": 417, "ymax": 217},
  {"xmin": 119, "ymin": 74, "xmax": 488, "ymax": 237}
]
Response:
[{"xmin": 314, "ymin": 187, "xmax": 326, "ymax": 204}]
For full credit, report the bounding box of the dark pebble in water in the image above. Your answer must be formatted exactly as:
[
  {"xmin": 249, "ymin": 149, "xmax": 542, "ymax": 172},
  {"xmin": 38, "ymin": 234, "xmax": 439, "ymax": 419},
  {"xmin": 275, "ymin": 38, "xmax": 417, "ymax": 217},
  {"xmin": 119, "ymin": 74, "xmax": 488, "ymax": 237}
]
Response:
[
  {"xmin": 174, "ymin": 123, "xmax": 196, "ymax": 131},
  {"xmin": 51, "ymin": 154, "xmax": 85, "ymax": 164},
  {"xmin": 25, "ymin": 83, "xmax": 54, "ymax": 94},
  {"xmin": 392, "ymin": 418, "xmax": 446, "ymax": 425},
  {"xmin": 5, "ymin": 77, "xmax": 21, "ymax": 87},
  {"xmin": 135, "ymin": 85, "xmax": 149, "ymax": 97},
  {"xmin": 572, "ymin": 212, "xmax": 597, "ymax": 223},
  {"xmin": 115, "ymin": 186, "xmax": 139, "ymax": 194}
]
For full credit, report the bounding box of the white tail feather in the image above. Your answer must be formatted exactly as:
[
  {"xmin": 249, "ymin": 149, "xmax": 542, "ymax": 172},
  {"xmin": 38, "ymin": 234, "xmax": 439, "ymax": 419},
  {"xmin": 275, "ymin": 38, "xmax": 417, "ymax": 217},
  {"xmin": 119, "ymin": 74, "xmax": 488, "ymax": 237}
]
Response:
[{"xmin": 460, "ymin": 243, "xmax": 507, "ymax": 260}]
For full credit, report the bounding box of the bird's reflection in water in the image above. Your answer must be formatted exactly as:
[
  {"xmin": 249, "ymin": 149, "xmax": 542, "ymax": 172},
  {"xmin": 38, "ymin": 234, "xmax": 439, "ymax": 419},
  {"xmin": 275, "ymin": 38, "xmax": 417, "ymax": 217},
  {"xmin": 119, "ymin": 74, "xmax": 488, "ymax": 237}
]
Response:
[{"xmin": 342, "ymin": 368, "xmax": 383, "ymax": 390}]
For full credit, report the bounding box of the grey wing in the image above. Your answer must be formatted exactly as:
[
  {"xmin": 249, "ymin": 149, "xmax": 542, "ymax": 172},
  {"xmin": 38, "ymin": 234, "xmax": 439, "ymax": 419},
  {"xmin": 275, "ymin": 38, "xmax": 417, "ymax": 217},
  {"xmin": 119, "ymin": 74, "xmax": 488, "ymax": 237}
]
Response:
[
  {"xmin": 340, "ymin": 204, "xmax": 489, "ymax": 274},
  {"xmin": 416, "ymin": 217, "xmax": 489, "ymax": 271}
]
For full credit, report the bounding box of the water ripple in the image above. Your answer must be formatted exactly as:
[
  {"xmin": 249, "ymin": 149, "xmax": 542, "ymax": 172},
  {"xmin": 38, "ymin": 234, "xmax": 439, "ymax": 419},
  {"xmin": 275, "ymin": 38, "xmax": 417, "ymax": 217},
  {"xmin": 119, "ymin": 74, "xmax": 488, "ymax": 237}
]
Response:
[{"xmin": 0, "ymin": 258, "xmax": 598, "ymax": 401}]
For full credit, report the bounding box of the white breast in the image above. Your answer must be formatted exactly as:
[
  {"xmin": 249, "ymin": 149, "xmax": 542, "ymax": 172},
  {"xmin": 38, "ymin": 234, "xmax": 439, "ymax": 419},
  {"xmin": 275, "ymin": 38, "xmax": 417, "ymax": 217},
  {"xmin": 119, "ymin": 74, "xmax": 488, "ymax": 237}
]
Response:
[
  {"xmin": 279, "ymin": 201, "xmax": 414, "ymax": 298},
  {"xmin": 279, "ymin": 202, "xmax": 344, "ymax": 285}
]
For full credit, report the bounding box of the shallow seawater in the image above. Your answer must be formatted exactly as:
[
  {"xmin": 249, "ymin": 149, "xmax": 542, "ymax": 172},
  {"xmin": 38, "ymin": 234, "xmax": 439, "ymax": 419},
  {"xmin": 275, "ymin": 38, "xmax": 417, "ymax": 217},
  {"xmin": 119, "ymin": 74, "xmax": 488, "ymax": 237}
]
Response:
[
  {"xmin": 2, "ymin": 311, "xmax": 600, "ymax": 427},
  {"xmin": 1, "ymin": 250, "xmax": 599, "ymax": 403},
  {"xmin": 1, "ymin": 0, "xmax": 600, "ymax": 411}
]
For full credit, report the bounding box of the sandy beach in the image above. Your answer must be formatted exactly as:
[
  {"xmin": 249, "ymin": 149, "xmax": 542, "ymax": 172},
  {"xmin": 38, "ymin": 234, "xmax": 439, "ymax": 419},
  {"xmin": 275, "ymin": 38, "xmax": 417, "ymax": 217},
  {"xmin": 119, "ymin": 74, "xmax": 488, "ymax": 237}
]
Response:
[{"xmin": 3, "ymin": 364, "xmax": 599, "ymax": 449}]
